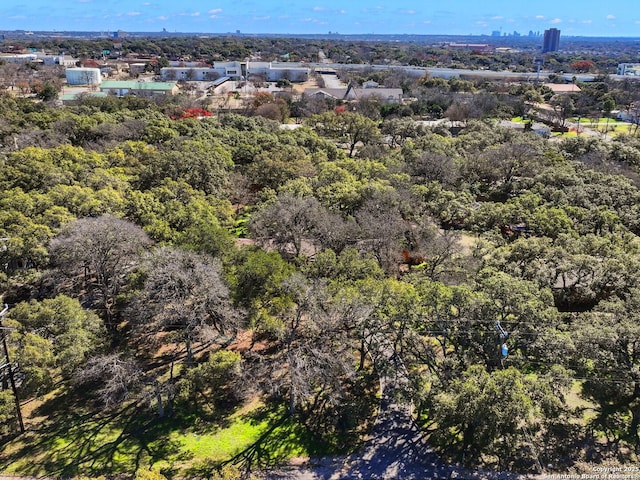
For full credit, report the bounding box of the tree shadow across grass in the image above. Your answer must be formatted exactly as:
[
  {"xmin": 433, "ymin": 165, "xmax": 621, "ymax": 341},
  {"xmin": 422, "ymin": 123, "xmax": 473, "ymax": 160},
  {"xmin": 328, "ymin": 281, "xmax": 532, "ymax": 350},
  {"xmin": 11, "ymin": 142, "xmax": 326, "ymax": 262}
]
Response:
[
  {"xmin": 0, "ymin": 389, "xmax": 191, "ymax": 478},
  {"xmin": 190, "ymin": 372, "xmax": 381, "ymax": 479},
  {"xmin": 184, "ymin": 403, "xmax": 331, "ymax": 478}
]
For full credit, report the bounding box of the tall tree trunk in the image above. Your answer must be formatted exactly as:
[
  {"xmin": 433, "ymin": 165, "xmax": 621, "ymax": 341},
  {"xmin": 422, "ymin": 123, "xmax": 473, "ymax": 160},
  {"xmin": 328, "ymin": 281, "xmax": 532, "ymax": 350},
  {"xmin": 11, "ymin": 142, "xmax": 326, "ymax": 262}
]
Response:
[
  {"xmin": 630, "ymin": 402, "xmax": 640, "ymax": 453},
  {"xmin": 462, "ymin": 423, "xmax": 475, "ymax": 464},
  {"xmin": 154, "ymin": 381, "xmax": 164, "ymax": 418},
  {"xmin": 358, "ymin": 338, "xmax": 366, "ymax": 371},
  {"xmin": 186, "ymin": 337, "xmax": 194, "ymax": 366},
  {"xmin": 289, "ymin": 388, "xmax": 296, "ymax": 416}
]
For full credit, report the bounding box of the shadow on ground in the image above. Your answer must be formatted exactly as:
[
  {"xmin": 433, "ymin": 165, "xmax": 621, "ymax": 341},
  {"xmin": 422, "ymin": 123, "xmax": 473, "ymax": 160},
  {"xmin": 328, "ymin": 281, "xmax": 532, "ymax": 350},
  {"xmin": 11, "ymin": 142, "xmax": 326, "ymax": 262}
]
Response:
[{"xmin": 0, "ymin": 390, "xmax": 189, "ymax": 478}]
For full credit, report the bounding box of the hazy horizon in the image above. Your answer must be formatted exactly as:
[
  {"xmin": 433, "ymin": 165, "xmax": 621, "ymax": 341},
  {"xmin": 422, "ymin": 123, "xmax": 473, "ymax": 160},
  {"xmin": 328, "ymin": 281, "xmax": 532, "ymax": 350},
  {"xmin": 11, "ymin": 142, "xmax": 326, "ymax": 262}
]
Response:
[{"xmin": 2, "ymin": 0, "xmax": 640, "ymax": 37}]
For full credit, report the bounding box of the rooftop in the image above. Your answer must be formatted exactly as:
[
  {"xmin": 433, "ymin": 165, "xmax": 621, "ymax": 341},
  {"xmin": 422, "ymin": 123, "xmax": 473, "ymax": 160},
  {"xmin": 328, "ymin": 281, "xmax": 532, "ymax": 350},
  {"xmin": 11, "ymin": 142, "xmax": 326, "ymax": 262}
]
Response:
[
  {"xmin": 100, "ymin": 80, "xmax": 178, "ymax": 91},
  {"xmin": 543, "ymin": 83, "xmax": 582, "ymax": 94},
  {"xmin": 60, "ymin": 91, "xmax": 107, "ymax": 101}
]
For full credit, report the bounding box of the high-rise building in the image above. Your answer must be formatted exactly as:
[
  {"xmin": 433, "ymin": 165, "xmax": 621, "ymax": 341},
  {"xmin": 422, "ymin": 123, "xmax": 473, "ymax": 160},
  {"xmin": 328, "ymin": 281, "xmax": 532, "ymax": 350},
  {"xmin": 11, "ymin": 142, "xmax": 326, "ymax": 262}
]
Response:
[{"xmin": 542, "ymin": 28, "xmax": 561, "ymax": 53}]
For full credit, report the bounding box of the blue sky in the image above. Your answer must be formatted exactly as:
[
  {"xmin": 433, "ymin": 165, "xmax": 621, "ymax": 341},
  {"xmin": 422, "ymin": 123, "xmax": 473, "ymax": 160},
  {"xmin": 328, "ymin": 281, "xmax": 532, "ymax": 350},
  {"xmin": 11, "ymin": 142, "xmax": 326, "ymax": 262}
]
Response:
[{"xmin": 2, "ymin": 0, "xmax": 640, "ymax": 36}]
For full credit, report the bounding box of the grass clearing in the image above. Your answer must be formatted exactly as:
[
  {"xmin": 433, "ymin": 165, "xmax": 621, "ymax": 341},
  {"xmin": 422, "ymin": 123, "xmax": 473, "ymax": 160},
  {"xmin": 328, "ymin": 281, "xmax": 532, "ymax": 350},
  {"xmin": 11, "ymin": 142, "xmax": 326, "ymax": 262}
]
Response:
[
  {"xmin": 566, "ymin": 117, "xmax": 632, "ymax": 124},
  {"xmin": 565, "ymin": 117, "xmax": 638, "ymax": 137},
  {"xmin": 566, "ymin": 381, "xmax": 598, "ymax": 425},
  {"xmin": 552, "ymin": 131, "xmax": 578, "ymax": 137},
  {"xmin": 0, "ymin": 390, "xmax": 330, "ymax": 478}
]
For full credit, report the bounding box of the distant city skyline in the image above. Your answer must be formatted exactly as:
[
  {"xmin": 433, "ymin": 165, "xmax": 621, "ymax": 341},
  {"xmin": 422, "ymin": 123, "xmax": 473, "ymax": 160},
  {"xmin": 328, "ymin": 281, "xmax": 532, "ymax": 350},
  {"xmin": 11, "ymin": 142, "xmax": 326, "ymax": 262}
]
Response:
[{"xmin": 2, "ymin": 0, "xmax": 640, "ymax": 37}]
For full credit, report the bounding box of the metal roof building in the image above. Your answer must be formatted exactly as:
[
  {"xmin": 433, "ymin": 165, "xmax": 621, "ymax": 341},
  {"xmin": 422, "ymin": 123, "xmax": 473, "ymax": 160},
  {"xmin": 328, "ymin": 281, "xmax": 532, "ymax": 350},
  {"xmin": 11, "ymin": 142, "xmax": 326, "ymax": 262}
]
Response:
[{"xmin": 99, "ymin": 80, "xmax": 179, "ymax": 97}]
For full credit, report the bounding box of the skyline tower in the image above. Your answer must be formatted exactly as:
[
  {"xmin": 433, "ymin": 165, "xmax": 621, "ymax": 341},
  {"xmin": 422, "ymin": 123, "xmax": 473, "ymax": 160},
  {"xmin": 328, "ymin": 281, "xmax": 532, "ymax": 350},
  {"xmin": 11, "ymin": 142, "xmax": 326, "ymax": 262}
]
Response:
[{"xmin": 542, "ymin": 28, "xmax": 561, "ymax": 53}]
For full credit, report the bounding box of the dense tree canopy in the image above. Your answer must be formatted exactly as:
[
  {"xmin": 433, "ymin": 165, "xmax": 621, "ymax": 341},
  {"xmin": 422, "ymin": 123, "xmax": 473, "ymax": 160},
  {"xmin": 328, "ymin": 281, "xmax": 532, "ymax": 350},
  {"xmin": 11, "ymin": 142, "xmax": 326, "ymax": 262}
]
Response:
[{"xmin": 1, "ymin": 55, "xmax": 640, "ymax": 477}]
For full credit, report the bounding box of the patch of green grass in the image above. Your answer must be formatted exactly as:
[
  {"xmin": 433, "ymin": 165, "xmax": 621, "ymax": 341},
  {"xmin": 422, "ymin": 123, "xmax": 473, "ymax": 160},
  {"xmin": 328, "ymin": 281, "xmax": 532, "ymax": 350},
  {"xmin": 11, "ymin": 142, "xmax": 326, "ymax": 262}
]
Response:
[
  {"xmin": 173, "ymin": 402, "xmax": 313, "ymax": 463},
  {"xmin": 608, "ymin": 124, "xmax": 637, "ymax": 135},
  {"xmin": 567, "ymin": 117, "xmax": 635, "ymax": 130},
  {"xmin": 566, "ymin": 381, "xmax": 598, "ymax": 424},
  {"xmin": 0, "ymin": 393, "xmax": 330, "ymax": 478},
  {"xmin": 567, "ymin": 117, "xmax": 622, "ymax": 124},
  {"xmin": 177, "ymin": 403, "xmax": 334, "ymax": 478},
  {"xmin": 552, "ymin": 131, "xmax": 578, "ymax": 137},
  {"xmin": 1, "ymin": 406, "xmax": 141, "ymax": 477}
]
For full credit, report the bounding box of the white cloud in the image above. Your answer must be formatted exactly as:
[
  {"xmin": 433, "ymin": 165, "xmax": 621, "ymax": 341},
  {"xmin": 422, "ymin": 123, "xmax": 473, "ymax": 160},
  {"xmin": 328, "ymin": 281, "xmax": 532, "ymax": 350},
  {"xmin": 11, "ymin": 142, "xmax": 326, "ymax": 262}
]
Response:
[
  {"xmin": 126, "ymin": 11, "xmax": 141, "ymax": 16},
  {"xmin": 361, "ymin": 6, "xmax": 384, "ymax": 14},
  {"xmin": 208, "ymin": 8, "xmax": 222, "ymax": 15},
  {"xmin": 491, "ymin": 16, "xmax": 503, "ymax": 21},
  {"xmin": 157, "ymin": 15, "xmax": 168, "ymax": 20},
  {"xmin": 581, "ymin": 19, "xmax": 592, "ymax": 24},
  {"xmin": 535, "ymin": 15, "xmax": 544, "ymax": 20},
  {"xmin": 312, "ymin": 6, "xmax": 325, "ymax": 11},
  {"xmin": 476, "ymin": 21, "xmax": 488, "ymax": 27},
  {"xmin": 550, "ymin": 18, "xmax": 562, "ymax": 24},
  {"xmin": 606, "ymin": 14, "xmax": 615, "ymax": 20},
  {"xmin": 404, "ymin": 10, "xmax": 417, "ymax": 15},
  {"xmin": 142, "ymin": 2, "xmax": 151, "ymax": 6},
  {"xmin": 301, "ymin": 17, "xmax": 327, "ymax": 24}
]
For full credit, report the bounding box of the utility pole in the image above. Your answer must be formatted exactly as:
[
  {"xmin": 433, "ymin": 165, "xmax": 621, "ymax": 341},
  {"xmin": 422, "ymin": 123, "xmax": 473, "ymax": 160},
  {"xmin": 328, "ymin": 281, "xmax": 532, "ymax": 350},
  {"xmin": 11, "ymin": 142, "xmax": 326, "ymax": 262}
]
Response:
[{"xmin": 0, "ymin": 304, "xmax": 24, "ymax": 434}]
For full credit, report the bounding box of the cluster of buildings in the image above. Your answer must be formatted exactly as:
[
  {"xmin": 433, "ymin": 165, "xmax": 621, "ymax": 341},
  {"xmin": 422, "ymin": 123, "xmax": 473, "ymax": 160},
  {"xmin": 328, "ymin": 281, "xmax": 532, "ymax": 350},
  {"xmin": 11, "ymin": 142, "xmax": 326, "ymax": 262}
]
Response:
[
  {"xmin": 305, "ymin": 80, "xmax": 403, "ymax": 104},
  {"xmin": 443, "ymin": 43, "xmax": 494, "ymax": 54},
  {"xmin": 0, "ymin": 52, "xmax": 78, "ymax": 66},
  {"xmin": 62, "ymin": 65, "xmax": 404, "ymax": 105},
  {"xmin": 61, "ymin": 60, "xmax": 313, "ymax": 101},
  {"xmin": 443, "ymin": 28, "xmax": 561, "ymax": 54},
  {"xmin": 62, "ymin": 67, "xmax": 180, "ymax": 102},
  {"xmin": 492, "ymin": 30, "xmax": 542, "ymax": 38},
  {"xmin": 159, "ymin": 61, "xmax": 309, "ymax": 83},
  {"xmin": 617, "ymin": 63, "xmax": 640, "ymax": 76},
  {"xmin": 63, "ymin": 59, "xmax": 312, "ymax": 92}
]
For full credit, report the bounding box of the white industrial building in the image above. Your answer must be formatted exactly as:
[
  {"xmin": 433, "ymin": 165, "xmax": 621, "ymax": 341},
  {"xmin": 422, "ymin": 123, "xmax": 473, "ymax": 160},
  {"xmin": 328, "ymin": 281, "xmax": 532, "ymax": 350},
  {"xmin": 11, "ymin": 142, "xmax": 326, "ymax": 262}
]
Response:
[
  {"xmin": 618, "ymin": 63, "xmax": 640, "ymax": 76},
  {"xmin": 0, "ymin": 53, "xmax": 38, "ymax": 64},
  {"xmin": 0, "ymin": 52, "xmax": 77, "ymax": 67},
  {"xmin": 161, "ymin": 61, "xmax": 309, "ymax": 82},
  {"xmin": 66, "ymin": 67, "xmax": 102, "ymax": 86},
  {"xmin": 41, "ymin": 55, "xmax": 78, "ymax": 67},
  {"xmin": 162, "ymin": 67, "xmax": 220, "ymax": 81}
]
